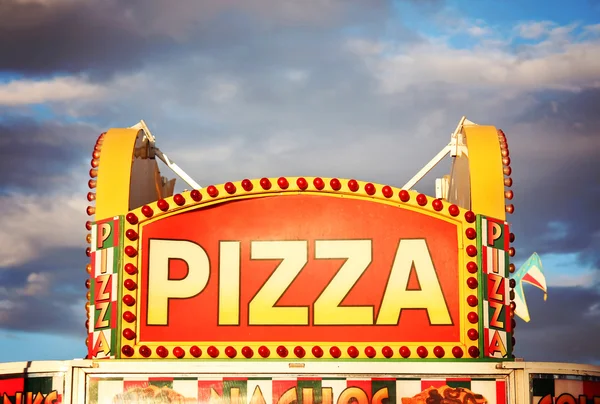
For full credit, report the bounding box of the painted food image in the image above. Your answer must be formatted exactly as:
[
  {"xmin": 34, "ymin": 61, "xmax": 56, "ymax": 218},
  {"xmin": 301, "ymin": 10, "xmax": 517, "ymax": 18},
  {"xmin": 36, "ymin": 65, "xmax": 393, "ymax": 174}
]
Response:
[
  {"xmin": 112, "ymin": 385, "xmax": 195, "ymax": 403},
  {"xmin": 401, "ymin": 385, "xmax": 488, "ymax": 404}
]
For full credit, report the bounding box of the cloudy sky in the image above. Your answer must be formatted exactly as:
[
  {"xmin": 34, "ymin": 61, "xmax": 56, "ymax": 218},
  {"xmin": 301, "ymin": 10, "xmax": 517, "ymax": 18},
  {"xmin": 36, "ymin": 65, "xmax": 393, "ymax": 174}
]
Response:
[{"xmin": 0, "ymin": 0, "xmax": 599, "ymax": 365}]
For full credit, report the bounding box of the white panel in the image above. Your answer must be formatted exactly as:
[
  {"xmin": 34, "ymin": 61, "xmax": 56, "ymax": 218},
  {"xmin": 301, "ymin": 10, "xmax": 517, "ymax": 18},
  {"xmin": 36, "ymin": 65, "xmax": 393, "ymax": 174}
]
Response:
[
  {"xmin": 395, "ymin": 379, "xmax": 423, "ymax": 400},
  {"xmin": 470, "ymin": 380, "xmax": 499, "ymax": 404},
  {"xmin": 172, "ymin": 379, "xmax": 199, "ymax": 400},
  {"xmin": 94, "ymin": 379, "xmax": 124, "ymax": 404}
]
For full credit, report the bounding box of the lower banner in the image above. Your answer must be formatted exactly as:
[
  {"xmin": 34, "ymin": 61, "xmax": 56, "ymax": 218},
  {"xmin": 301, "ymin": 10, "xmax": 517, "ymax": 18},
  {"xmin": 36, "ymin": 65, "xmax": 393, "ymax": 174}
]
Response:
[{"xmin": 87, "ymin": 375, "xmax": 507, "ymax": 404}]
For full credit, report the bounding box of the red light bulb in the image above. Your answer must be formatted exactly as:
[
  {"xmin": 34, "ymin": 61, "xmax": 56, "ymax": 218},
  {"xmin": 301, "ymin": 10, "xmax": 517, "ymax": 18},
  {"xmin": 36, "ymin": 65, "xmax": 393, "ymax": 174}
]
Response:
[
  {"xmin": 467, "ymin": 329, "xmax": 478, "ymax": 340},
  {"xmin": 190, "ymin": 346, "xmax": 202, "ymax": 358},
  {"xmin": 416, "ymin": 194, "xmax": 427, "ymax": 206},
  {"xmin": 124, "ymin": 246, "xmax": 137, "ymax": 258},
  {"xmin": 313, "ymin": 177, "xmax": 324, "ymax": 190},
  {"xmin": 191, "ymin": 189, "xmax": 202, "ymax": 201},
  {"xmin": 207, "ymin": 346, "xmax": 219, "ymax": 358},
  {"xmin": 225, "ymin": 346, "xmax": 237, "ymax": 358},
  {"xmin": 466, "ymin": 245, "xmax": 477, "ymax": 257},
  {"xmin": 122, "ymin": 328, "xmax": 135, "ymax": 340},
  {"xmin": 125, "ymin": 229, "xmax": 138, "ymax": 241},
  {"xmin": 207, "ymin": 185, "xmax": 219, "ymax": 197},
  {"xmin": 124, "ymin": 263, "xmax": 137, "ymax": 275},
  {"xmin": 294, "ymin": 346, "xmax": 306, "ymax": 358},
  {"xmin": 468, "ymin": 346, "xmax": 480, "ymax": 358},
  {"xmin": 448, "ymin": 204, "xmax": 459, "ymax": 216},
  {"xmin": 276, "ymin": 345, "xmax": 288, "ymax": 357},
  {"xmin": 348, "ymin": 179, "xmax": 359, "ymax": 192},
  {"xmin": 364, "ymin": 183, "xmax": 375, "ymax": 195},
  {"xmin": 157, "ymin": 199, "xmax": 169, "ymax": 211},
  {"xmin": 123, "ymin": 311, "xmax": 136, "ymax": 323},
  {"xmin": 399, "ymin": 346, "xmax": 410, "ymax": 358},
  {"xmin": 241, "ymin": 179, "xmax": 253, "ymax": 191},
  {"xmin": 124, "ymin": 279, "xmax": 137, "ymax": 291},
  {"xmin": 224, "ymin": 182, "xmax": 236, "ymax": 194},
  {"xmin": 399, "ymin": 190, "xmax": 410, "ymax": 202},
  {"xmin": 277, "ymin": 177, "xmax": 289, "ymax": 189},
  {"xmin": 122, "ymin": 295, "xmax": 135, "ymax": 306},
  {"xmin": 433, "ymin": 346, "xmax": 445, "ymax": 358},
  {"xmin": 157, "ymin": 346, "xmax": 168, "ymax": 358},
  {"xmin": 258, "ymin": 346, "xmax": 270, "ymax": 358},
  {"xmin": 382, "ymin": 346, "xmax": 393, "ymax": 358},
  {"xmin": 452, "ymin": 346, "xmax": 463, "ymax": 358},
  {"xmin": 382, "ymin": 185, "xmax": 393, "ymax": 198},
  {"xmin": 260, "ymin": 178, "xmax": 272, "ymax": 190},
  {"xmin": 173, "ymin": 193, "xmax": 185, "ymax": 205},
  {"xmin": 141, "ymin": 205, "xmax": 153, "ymax": 217},
  {"xmin": 468, "ymin": 312, "xmax": 479, "ymax": 323},
  {"xmin": 296, "ymin": 177, "xmax": 308, "ymax": 190},
  {"xmin": 173, "ymin": 347, "xmax": 185, "ymax": 358},
  {"xmin": 121, "ymin": 345, "xmax": 134, "ymax": 357},
  {"xmin": 312, "ymin": 346, "xmax": 323, "ymax": 358},
  {"xmin": 347, "ymin": 346, "xmax": 359, "ymax": 358},
  {"xmin": 330, "ymin": 178, "xmax": 341, "ymax": 191},
  {"xmin": 126, "ymin": 213, "xmax": 138, "ymax": 225},
  {"xmin": 466, "ymin": 262, "xmax": 478, "ymax": 273},
  {"xmin": 139, "ymin": 345, "xmax": 151, "ymax": 358},
  {"xmin": 467, "ymin": 295, "xmax": 478, "ymax": 307},
  {"xmin": 242, "ymin": 346, "xmax": 253, "ymax": 358},
  {"xmin": 464, "ymin": 211, "xmax": 476, "ymax": 223},
  {"xmin": 364, "ymin": 346, "xmax": 376, "ymax": 358},
  {"xmin": 329, "ymin": 346, "xmax": 341, "ymax": 358},
  {"xmin": 432, "ymin": 199, "xmax": 443, "ymax": 211},
  {"xmin": 465, "ymin": 228, "xmax": 476, "ymax": 239},
  {"xmin": 467, "ymin": 277, "xmax": 478, "ymax": 289},
  {"xmin": 416, "ymin": 346, "xmax": 428, "ymax": 358}
]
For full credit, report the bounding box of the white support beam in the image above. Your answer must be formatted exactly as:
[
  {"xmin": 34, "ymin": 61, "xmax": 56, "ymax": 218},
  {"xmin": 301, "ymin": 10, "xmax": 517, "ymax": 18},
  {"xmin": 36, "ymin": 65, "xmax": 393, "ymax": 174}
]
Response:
[
  {"xmin": 154, "ymin": 148, "xmax": 202, "ymax": 190},
  {"xmin": 402, "ymin": 144, "xmax": 452, "ymax": 190},
  {"xmin": 129, "ymin": 120, "xmax": 203, "ymax": 190}
]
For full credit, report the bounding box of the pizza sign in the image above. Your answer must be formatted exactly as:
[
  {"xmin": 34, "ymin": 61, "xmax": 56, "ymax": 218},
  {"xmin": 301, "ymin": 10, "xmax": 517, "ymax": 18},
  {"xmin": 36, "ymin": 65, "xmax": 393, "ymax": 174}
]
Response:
[
  {"xmin": 92, "ymin": 177, "xmax": 489, "ymax": 360},
  {"xmin": 139, "ymin": 195, "xmax": 459, "ymax": 342}
]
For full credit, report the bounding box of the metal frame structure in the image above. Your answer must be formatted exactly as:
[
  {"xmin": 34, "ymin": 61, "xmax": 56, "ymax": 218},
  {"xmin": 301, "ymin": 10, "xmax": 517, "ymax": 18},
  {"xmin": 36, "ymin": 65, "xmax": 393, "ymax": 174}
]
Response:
[{"xmin": 130, "ymin": 116, "xmax": 476, "ymax": 200}]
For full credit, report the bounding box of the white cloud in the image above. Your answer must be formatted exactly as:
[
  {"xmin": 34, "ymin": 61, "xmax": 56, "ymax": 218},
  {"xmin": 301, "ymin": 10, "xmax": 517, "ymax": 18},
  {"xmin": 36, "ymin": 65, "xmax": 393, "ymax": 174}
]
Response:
[
  {"xmin": 547, "ymin": 272, "xmax": 597, "ymax": 288},
  {"xmin": 0, "ymin": 193, "xmax": 87, "ymax": 268},
  {"xmin": 584, "ymin": 24, "xmax": 600, "ymax": 35},
  {"xmin": 467, "ymin": 25, "xmax": 490, "ymax": 37},
  {"xmin": 516, "ymin": 21, "xmax": 556, "ymax": 39},
  {"xmin": 585, "ymin": 302, "xmax": 600, "ymax": 317},
  {"xmin": 0, "ymin": 76, "xmax": 106, "ymax": 106},
  {"xmin": 17, "ymin": 273, "xmax": 51, "ymax": 296},
  {"xmin": 208, "ymin": 78, "xmax": 240, "ymax": 103},
  {"xmin": 349, "ymin": 27, "xmax": 600, "ymax": 93}
]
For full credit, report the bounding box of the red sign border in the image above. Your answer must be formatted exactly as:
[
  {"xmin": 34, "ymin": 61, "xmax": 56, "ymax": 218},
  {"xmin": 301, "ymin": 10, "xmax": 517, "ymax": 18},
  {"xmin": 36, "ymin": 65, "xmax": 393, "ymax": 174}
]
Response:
[{"xmin": 118, "ymin": 177, "xmax": 480, "ymax": 360}]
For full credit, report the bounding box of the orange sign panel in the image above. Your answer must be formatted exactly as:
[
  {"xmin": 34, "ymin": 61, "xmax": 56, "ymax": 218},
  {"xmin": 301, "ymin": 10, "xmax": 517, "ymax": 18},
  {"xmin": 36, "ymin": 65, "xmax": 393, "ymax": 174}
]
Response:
[
  {"xmin": 115, "ymin": 179, "xmax": 479, "ymax": 360},
  {"xmin": 138, "ymin": 195, "xmax": 459, "ymax": 343}
]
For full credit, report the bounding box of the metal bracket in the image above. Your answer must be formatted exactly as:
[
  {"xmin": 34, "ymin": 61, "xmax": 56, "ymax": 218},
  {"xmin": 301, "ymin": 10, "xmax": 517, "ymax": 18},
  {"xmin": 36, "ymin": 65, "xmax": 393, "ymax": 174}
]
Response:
[
  {"xmin": 402, "ymin": 116, "xmax": 471, "ymax": 191},
  {"xmin": 129, "ymin": 120, "xmax": 202, "ymax": 190}
]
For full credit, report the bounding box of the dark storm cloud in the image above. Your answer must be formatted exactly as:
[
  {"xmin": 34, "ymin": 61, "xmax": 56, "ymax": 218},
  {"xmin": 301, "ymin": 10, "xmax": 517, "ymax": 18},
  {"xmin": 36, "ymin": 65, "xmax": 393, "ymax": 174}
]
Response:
[
  {"xmin": 0, "ymin": 115, "xmax": 97, "ymax": 193},
  {"xmin": 0, "ymin": 247, "xmax": 87, "ymax": 336},
  {"xmin": 0, "ymin": 0, "xmax": 399, "ymax": 78},
  {"xmin": 507, "ymin": 88, "xmax": 600, "ymax": 271},
  {"xmin": 514, "ymin": 285, "xmax": 600, "ymax": 364}
]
